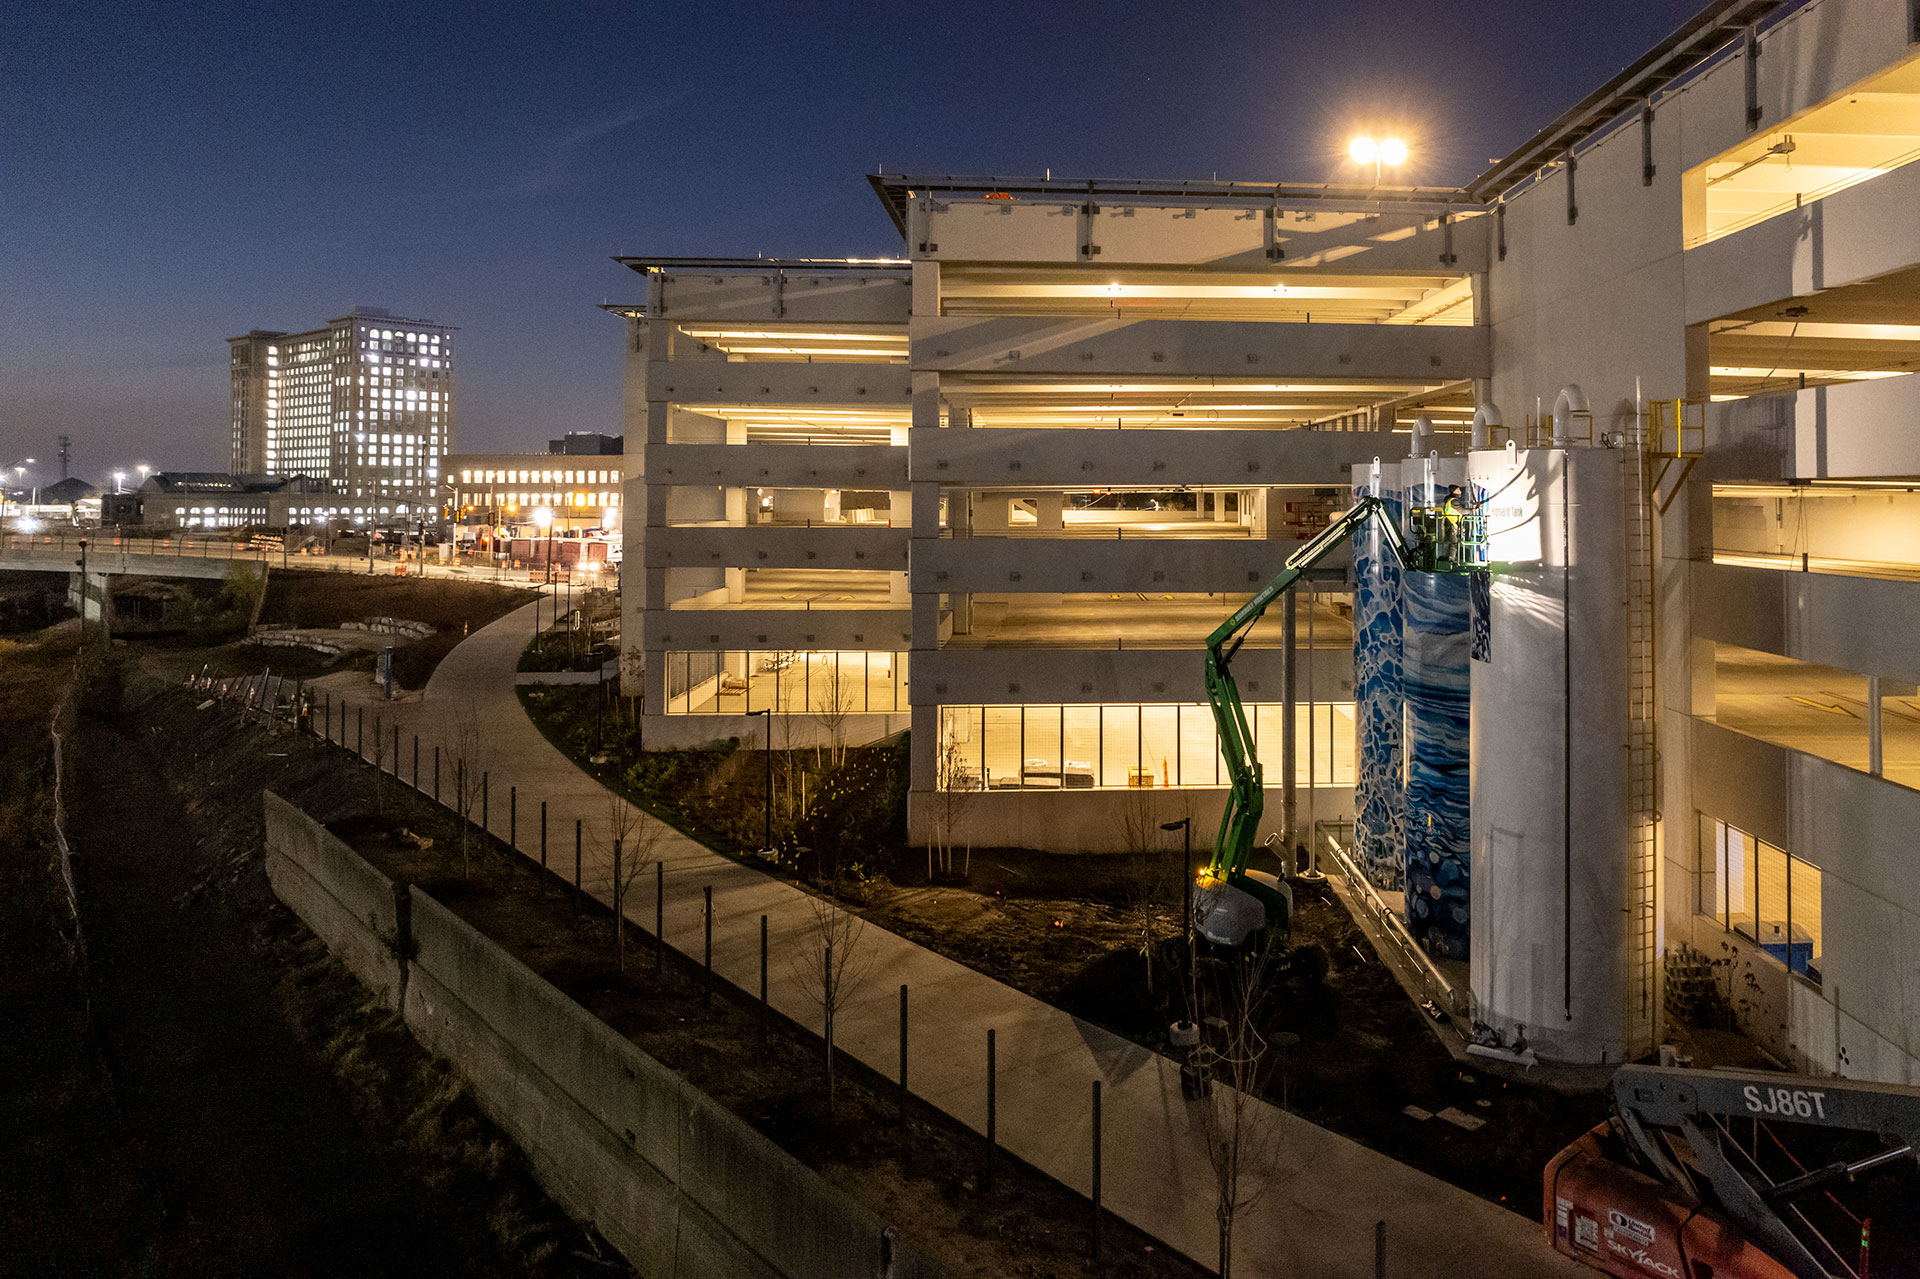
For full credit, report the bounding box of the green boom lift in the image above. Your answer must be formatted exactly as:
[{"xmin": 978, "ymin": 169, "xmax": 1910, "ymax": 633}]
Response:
[{"xmin": 1194, "ymin": 492, "xmax": 1484, "ymax": 949}]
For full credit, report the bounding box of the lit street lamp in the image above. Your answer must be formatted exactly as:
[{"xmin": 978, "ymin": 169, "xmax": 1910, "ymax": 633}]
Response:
[
  {"xmin": 1349, "ymin": 134, "xmax": 1408, "ymax": 187},
  {"xmin": 113, "ymin": 470, "xmax": 126, "ymax": 494}
]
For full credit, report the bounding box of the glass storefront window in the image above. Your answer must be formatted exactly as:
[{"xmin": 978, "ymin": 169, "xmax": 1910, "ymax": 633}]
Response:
[
  {"xmin": 936, "ymin": 702, "xmax": 1356, "ymax": 792},
  {"xmin": 662, "ymin": 650, "xmax": 907, "ymax": 715}
]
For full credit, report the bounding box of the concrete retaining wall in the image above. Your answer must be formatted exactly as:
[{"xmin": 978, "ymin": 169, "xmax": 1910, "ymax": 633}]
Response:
[
  {"xmin": 263, "ymin": 791, "xmax": 406, "ymax": 1007},
  {"xmin": 264, "ymin": 794, "xmax": 942, "ymax": 1279}
]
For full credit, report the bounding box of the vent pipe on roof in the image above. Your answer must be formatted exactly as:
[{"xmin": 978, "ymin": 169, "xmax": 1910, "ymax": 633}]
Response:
[
  {"xmin": 1471, "ymin": 402, "xmax": 1503, "ymax": 450},
  {"xmin": 1407, "ymin": 415, "xmax": 1435, "ymax": 458},
  {"xmin": 1551, "ymin": 384, "xmax": 1589, "ymax": 448}
]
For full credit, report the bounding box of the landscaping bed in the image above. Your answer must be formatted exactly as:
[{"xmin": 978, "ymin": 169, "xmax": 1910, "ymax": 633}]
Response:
[
  {"xmin": 131, "ymin": 679, "xmax": 1206, "ymax": 1279},
  {"xmin": 518, "ymin": 683, "xmax": 1608, "ymax": 1214}
]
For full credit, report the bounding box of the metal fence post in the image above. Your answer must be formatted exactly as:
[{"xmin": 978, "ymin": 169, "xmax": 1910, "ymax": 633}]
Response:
[
  {"xmin": 1375, "ymin": 1221, "xmax": 1387, "ymax": 1279},
  {"xmin": 574, "ymin": 819, "xmax": 582, "ymax": 907},
  {"xmin": 412, "ymin": 734, "xmax": 418, "ymax": 788},
  {"xmin": 356, "ymin": 705, "xmax": 363, "ymax": 756},
  {"xmin": 899, "ymin": 985, "xmax": 909, "ymax": 1132},
  {"xmin": 539, "ymin": 801, "xmax": 548, "ymax": 868},
  {"xmin": 703, "ymin": 885, "xmax": 713, "ymax": 1008},
  {"xmin": 393, "ymin": 722, "xmax": 399, "ymax": 776},
  {"xmin": 510, "ymin": 785, "xmax": 517, "ymax": 849},
  {"xmin": 1091, "ymin": 1079, "xmax": 1103, "ymax": 1260},
  {"xmin": 657, "ymin": 864, "xmax": 666, "ymax": 971},
  {"xmin": 433, "ymin": 746, "xmax": 440, "ymax": 802},
  {"xmin": 987, "ymin": 1029, "xmax": 997, "ymax": 1191},
  {"xmin": 481, "ymin": 771, "xmax": 488, "ymax": 832}
]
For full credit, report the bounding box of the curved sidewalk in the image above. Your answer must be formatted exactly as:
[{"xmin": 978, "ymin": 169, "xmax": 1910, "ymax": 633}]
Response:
[{"xmin": 318, "ymin": 599, "xmax": 1578, "ymax": 1279}]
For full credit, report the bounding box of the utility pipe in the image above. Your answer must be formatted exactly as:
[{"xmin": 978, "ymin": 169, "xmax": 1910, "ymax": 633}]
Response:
[
  {"xmin": 1407, "ymin": 415, "xmax": 1435, "ymax": 458},
  {"xmin": 1470, "ymin": 402, "xmax": 1504, "ymax": 450},
  {"xmin": 1552, "ymin": 384, "xmax": 1590, "ymax": 448}
]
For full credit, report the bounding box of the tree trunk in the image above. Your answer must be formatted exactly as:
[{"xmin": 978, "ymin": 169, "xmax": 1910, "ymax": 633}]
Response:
[{"xmin": 1218, "ymin": 1209, "xmax": 1233, "ymax": 1279}]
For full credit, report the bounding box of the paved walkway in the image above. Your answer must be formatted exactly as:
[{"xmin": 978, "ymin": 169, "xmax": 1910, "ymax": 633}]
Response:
[{"xmin": 313, "ymin": 599, "xmax": 1579, "ymax": 1279}]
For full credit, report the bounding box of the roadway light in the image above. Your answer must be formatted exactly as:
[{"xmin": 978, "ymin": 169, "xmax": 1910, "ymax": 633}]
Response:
[
  {"xmin": 1349, "ymin": 135, "xmax": 1409, "ymax": 186},
  {"xmin": 113, "ymin": 470, "xmax": 126, "ymax": 493}
]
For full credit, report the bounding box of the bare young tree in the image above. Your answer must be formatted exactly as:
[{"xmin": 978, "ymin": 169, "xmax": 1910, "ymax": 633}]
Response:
[
  {"xmin": 1115, "ymin": 788, "xmax": 1180, "ymax": 998},
  {"xmin": 604, "ymin": 788, "xmax": 664, "ymax": 974},
  {"xmin": 788, "ymin": 894, "xmax": 872, "ymax": 1114},
  {"xmin": 809, "ymin": 654, "xmax": 857, "ymax": 769},
  {"xmin": 447, "ymin": 701, "xmax": 488, "ymax": 879},
  {"xmin": 930, "ymin": 733, "xmax": 977, "ymax": 882},
  {"xmin": 1190, "ymin": 949, "xmax": 1284, "ymax": 1279}
]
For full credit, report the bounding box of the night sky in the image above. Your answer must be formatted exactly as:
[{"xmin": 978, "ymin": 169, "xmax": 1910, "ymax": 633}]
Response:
[{"xmin": 3, "ymin": 1, "xmax": 1701, "ymax": 481}]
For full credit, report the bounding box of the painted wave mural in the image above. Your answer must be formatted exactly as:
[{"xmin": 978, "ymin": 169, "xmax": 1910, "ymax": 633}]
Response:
[{"xmin": 1351, "ymin": 482, "xmax": 1404, "ymax": 890}]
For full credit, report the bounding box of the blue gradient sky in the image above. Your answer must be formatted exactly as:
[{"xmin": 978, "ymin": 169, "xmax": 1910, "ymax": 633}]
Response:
[{"xmin": 2, "ymin": 1, "xmax": 1700, "ymax": 482}]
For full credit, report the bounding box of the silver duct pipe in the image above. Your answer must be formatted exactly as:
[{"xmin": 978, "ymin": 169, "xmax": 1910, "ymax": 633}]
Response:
[
  {"xmin": 1551, "ymin": 383, "xmax": 1589, "ymax": 448},
  {"xmin": 1470, "ymin": 401, "xmax": 1503, "ymax": 450},
  {"xmin": 1407, "ymin": 414, "xmax": 1435, "ymax": 458}
]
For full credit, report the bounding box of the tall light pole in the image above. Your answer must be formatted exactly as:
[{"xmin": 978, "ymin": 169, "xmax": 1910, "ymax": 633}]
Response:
[
  {"xmin": 534, "ymin": 506, "xmax": 554, "ymax": 633},
  {"xmin": 1348, "ymin": 135, "xmax": 1408, "ymax": 187},
  {"xmin": 8, "ymin": 459, "xmax": 34, "ymax": 514},
  {"xmin": 749, "ymin": 707, "xmax": 772, "ymax": 853},
  {"xmin": 113, "ymin": 470, "xmax": 126, "ymax": 494},
  {"xmin": 1162, "ymin": 817, "xmax": 1194, "ymax": 1006}
]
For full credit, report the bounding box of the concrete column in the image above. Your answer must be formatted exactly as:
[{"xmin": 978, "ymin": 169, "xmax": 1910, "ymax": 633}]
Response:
[
  {"xmin": 952, "ymin": 593, "xmax": 973, "ymax": 634},
  {"xmin": 1282, "ymin": 590, "xmax": 1297, "ymax": 856},
  {"xmin": 888, "ymin": 572, "xmax": 910, "ymax": 605},
  {"xmin": 726, "ymin": 567, "xmax": 746, "ymax": 605},
  {"xmin": 911, "ymin": 482, "xmax": 941, "ymax": 533},
  {"xmin": 1034, "ymin": 492, "xmax": 1064, "ymax": 531},
  {"xmin": 911, "ymin": 593, "xmax": 942, "ymax": 652},
  {"xmin": 912, "ymin": 372, "xmax": 942, "ymax": 431},
  {"xmin": 889, "ymin": 490, "xmax": 910, "ymax": 529},
  {"xmin": 1868, "ymin": 674, "xmax": 1883, "ymax": 776}
]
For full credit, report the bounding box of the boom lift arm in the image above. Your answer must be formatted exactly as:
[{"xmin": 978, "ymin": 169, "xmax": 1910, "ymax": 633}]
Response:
[
  {"xmin": 1548, "ymin": 1064, "xmax": 1920, "ymax": 1279},
  {"xmin": 1193, "ymin": 495, "xmax": 1410, "ymax": 948}
]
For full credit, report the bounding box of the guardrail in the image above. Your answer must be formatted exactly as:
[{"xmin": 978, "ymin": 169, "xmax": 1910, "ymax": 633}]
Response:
[
  {"xmin": 0, "ymin": 531, "xmax": 554, "ymax": 583},
  {"xmin": 1321, "ymin": 835, "xmax": 1469, "ymax": 1020}
]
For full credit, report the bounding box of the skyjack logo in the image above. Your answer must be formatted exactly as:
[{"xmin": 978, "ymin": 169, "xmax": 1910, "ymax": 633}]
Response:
[{"xmin": 1607, "ymin": 1237, "xmax": 1682, "ymax": 1278}]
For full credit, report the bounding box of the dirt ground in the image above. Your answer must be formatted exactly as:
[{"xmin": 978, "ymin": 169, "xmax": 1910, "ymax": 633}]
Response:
[
  {"xmin": 0, "ymin": 641, "xmax": 627, "ymax": 1277},
  {"xmin": 854, "ymin": 849, "xmax": 1608, "ymax": 1213},
  {"xmin": 118, "ymin": 676, "xmax": 1207, "ymax": 1279},
  {"xmin": 519, "ymin": 688, "xmax": 1605, "ymax": 1216}
]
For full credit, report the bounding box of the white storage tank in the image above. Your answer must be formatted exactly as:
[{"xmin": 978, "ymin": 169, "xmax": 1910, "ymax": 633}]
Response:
[{"xmin": 1467, "ymin": 444, "xmax": 1631, "ymax": 1063}]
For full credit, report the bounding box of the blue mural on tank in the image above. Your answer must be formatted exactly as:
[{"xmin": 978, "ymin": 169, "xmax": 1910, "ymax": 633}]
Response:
[
  {"xmin": 1351, "ymin": 479, "xmax": 1404, "ymax": 890},
  {"xmin": 1401, "ymin": 513, "xmax": 1472, "ymax": 961}
]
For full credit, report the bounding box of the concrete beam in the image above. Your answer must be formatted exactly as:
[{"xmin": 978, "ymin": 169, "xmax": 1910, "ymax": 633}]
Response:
[
  {"xmin": 911, "ymin": 533, "xmax": 1319, "ymax": 595},
  {"xmin": 648, "ymin": 443, "xmax": 907, "ymax": 489},
  {"xmin": 646, "ymin": 608, "xmax": 913, "ymax": 652},
  {"xmin": 912, "ymin": 316, "xmax": 1488, "ymax": 380},
  {"xmin": 645, "ymin": 525, "xmax": 908, "ymax": 572},
  {"xmin": 649, "ymin": 362, "xmax": 910, "ymax": 408},
  {"xmin": 908, "ymin": 426, "xmax": 1397, "ymax": 487}
]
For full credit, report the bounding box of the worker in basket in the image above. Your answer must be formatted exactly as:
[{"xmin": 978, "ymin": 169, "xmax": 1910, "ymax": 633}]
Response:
[{"xmin": 1439, "ymin": 484, "xmax": 1469, "ymax": 565}]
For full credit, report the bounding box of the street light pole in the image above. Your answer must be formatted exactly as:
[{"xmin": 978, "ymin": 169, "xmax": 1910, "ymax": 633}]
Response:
[{"xmin": 1161, "ymin": 816, "xmax": 1193, "ymax": 1013}]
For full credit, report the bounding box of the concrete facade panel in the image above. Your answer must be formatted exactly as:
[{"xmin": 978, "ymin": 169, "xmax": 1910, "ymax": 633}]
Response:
[
  {"xmin": 647, "ymin": 270, "xmax": 911, "ymax": 325},
  {"xmin": 912, "ymin": 316, "xmax": 1488, "ymax": 380},
  {"xmin": 907, "ymin": 426, "xmax": 1393, "ymax": 488},
  {"xmin": 649, "ymin": 608, "xmax": 913, "ymax": 652},
  {"xmin": 910, "ymin": 533, "xmax": 1313, "ymax": 595},
  {"xmin": 1694, "ymin": 562, "xmax": 1920, "ymax": 685},
  {"xmin": 648, "ymin": 443, "xmax": 907, "ymax": 489},
  {"xmin": 649, "ymin": 363, "xmax": 910, "ymax": 408},
  {"xmin": 917, "ymin": 645, "xmax": 1351, "ymax": 708},
  {"xmin": 648, "ymin": 525, "xmax": 908, "ymax": 572}
]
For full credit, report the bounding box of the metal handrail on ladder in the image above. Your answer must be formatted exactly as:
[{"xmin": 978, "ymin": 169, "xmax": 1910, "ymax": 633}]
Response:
[{"xmin": 1649, "ymin": 398, "xmax": 1706, "ymax": 513}]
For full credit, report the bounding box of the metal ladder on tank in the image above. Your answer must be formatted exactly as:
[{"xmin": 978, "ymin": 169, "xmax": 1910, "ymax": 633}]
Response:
[{"xmin": 1624, "ymin": 405, "xmax": 1659, "ymax": 1054}]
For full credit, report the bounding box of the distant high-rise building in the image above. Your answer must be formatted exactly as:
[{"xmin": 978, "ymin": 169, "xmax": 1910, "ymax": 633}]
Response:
[{"xmin": 228, "ymin": 307, "xmax": 455, "ymax": 503}]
